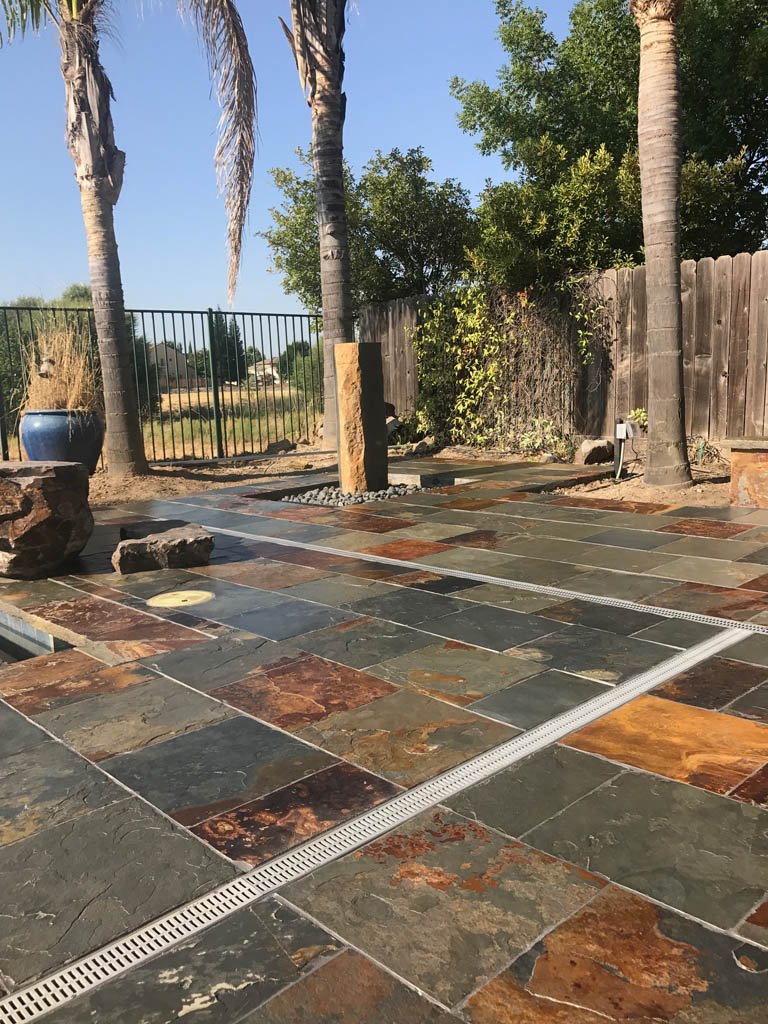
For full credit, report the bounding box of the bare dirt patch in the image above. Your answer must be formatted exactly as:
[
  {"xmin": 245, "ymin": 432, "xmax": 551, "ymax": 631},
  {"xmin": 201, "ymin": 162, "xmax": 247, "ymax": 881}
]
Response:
[
  {"xmin": 88, "ymin": 450, "xmax": 337, "ymax": 508},
  {"xmin": 551, "ymin": 464, "xmax": 731, "ymax": 508}
]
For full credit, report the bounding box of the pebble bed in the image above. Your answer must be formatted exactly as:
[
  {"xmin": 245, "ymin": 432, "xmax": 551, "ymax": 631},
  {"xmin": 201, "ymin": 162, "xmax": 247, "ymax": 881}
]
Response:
[{"xmin": 279, "ymin": 483, "xmax": 424, "ymax": 507}]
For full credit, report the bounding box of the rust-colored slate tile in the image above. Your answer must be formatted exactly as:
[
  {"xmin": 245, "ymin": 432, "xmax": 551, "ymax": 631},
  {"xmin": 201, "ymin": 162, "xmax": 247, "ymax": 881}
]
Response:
[
  {"xmin": 211, "ymin": 655, "xmax": 398, "ymax": 731},
  {"xmin": 3, "ymin": 663, "xmax": 157, "ymax": 716},
  {"xmin": 564, "ymin": 694, "xmax": 768, "ymax": 794},
  {"xmin": 192, "ymin": 762, "xmax": 399, "ymax": 865},
  {"xmin": 550, "ymin": 496, "xmax": 672, "ymax": 514},
  {"xmin": 195, "ymin": 560, "xmax": 332, "ymax": 590},
  {"xmin": 361, "ymin": 539, "xmax": 452, "ymax": 560},
  {"xmin": 0, "ymin": 649, "xmax": 99, "ymax": 696},
  {"xmin": 740, "ymin": 572, "xmax": 768, "ymax": 592},
  {"xmin": 657, "ymin": 518, "xmax": 754, "ymax": 539},
  {"xmin": 466, "ymin": 887, "xmax": 768, "ymax": 1024},
  {"xmin": 448, "ymin": 530, "xmax": 504, "ymax": 550},
  {"xmin": 439, "ymin": 497, "xmax": 502, "ymax": 510},
  {"xmin": 729, "ymin": 764, "xmax": 768, "ymax": 807},
  {"xmin": 643, "ymin": 582, "xmax": 768, "ymax": 621},
  {"xmin": 653, "ymin": 657, "xmax": 768, "ymax": 710}
]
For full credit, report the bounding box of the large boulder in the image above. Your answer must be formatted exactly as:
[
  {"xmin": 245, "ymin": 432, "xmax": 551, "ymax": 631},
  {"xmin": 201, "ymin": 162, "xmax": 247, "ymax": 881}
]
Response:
[
  {"xmin": 112, "ymin": 521, "xmax": 214, "ymax": 574},
  {"xmin": 0, "ymin": 461, "xmax": 94, "ymax": 579},
  {"xmin": 575, "ymin": 438, "xmax": 615, "ymax": 465}
]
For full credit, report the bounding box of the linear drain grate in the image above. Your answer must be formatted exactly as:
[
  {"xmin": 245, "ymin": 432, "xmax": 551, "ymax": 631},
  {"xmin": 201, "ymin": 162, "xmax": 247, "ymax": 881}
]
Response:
[
  {"xmin": 204, "ymin": 526, "xmax": 768, "ymax": 635},
  {"xmin": 0, "ymin": 625, "xmax": 749, "ymax": 1023}
]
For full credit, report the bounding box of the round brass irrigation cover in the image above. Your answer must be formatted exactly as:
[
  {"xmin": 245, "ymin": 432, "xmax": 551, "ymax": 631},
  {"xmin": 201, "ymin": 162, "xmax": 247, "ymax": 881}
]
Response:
[{"xmin": 147, "ymin": 590, "xmax": 213, "ymax": 609}]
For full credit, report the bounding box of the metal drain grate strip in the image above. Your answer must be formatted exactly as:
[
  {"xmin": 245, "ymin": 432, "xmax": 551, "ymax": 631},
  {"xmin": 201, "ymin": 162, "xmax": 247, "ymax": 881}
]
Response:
[
  {"xmin": 205, "ymin": 525, "xmax": 768, "ymax": 635},
  {"xmin": 0, "ymin": 626, "xmax": 748, "ymax": 1024}
]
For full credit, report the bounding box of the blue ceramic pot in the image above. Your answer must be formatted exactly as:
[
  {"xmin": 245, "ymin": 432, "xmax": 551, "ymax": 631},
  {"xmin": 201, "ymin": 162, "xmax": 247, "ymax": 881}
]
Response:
[{"xmin": 20, "ymin": 410, "xmax": 105, "ymax": 474}]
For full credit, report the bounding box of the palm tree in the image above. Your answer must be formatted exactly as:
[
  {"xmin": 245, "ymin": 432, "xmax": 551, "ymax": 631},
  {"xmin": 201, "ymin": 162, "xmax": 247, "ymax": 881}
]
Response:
[
  {"xmin": 280, "ymin": 1, "xmax": 388, "ymax": 491},
  {"xmin": 2, "ymin": 1, "xmax": 256, "ymax": 477},
  {"xmin": 631, "ymin": 0, "xmax": 691, "ymax": 488}
]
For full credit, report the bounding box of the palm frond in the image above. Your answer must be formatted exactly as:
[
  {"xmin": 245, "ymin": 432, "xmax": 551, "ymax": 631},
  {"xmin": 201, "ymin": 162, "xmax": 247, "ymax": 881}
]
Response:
[
  {"xmin": 180, "ymin": 0, "xmax": 257, "ymax": 302},
  {"xmin": 281, "ymin": 0, "xmax": 347, "ymax": 106},
  {"xmin": 0, "ymin": 0, "xmax": 56, "ymax": 44}
]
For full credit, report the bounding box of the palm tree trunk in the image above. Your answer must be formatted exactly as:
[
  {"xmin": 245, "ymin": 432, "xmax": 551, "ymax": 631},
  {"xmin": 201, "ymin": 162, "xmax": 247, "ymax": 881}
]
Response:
[
  {"xmin": 60, "ymin": 16, "xmax": 147, "ymax": 477},
  {"xmin": 632, "ymin": 0, "xmax": 691, "ymax": 488},
  {"xmin": 312, "ymin": 73, "xmax": 353, "ymax": 449},
  {"xmin": 78, "ymin": 181, "xmax": 147, "ymax": 475}
]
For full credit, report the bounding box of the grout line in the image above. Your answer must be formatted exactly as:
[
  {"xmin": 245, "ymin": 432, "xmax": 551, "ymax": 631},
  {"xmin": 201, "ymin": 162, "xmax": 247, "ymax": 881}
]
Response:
[{"xmin": 0, "ymin": 624, "xmax": 750, "ymax": 1024}]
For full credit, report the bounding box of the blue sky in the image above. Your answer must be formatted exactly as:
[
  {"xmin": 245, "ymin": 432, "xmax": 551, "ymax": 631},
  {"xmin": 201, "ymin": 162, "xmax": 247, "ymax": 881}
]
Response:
[{"xmin": 0, "ymin": 1, "xmax": 571, "ymax": 313}]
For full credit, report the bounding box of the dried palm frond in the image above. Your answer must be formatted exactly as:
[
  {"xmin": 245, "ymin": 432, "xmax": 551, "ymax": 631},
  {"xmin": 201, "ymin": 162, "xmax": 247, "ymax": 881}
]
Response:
[
  {"xmin": 280, "ymin": 0, "xmax": 347, "ymax": 106},
  {"xmin": 181, "ymin": 0, "xmax": 257, "ymax": 303}
]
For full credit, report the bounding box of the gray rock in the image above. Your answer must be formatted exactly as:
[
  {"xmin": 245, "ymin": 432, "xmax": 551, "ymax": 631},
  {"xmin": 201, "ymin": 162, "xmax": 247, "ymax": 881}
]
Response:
[
  {"xmin": 576, "ymin": 438, "xmax": 615, "ymax": 465},
  {"xmin": 0, "ymin": 461, "xmax": 93, "ymax": 579},
  {"xmin": 266, "ymin": 438, "xmax": 296, "ymax": 455},
  {"xmin": 112, "ymin": 522, "xmax": 214, "ymax": 574}
]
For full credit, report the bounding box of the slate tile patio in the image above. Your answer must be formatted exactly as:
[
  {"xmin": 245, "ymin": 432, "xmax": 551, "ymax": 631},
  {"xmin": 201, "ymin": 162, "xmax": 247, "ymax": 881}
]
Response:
[{"xmin": 3, "ymin": 458, "xmax": 768, "ymax": 1019}]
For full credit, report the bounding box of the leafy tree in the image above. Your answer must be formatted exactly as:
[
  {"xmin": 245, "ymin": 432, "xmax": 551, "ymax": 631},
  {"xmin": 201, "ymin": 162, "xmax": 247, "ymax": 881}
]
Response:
[
  {"xmin": 264, "ymin": 147, "xmax": 476, "ymax": 314},
  {"xmin": 193, "ymin": 309, "xmax": 247, "ymax": 383},
  {"xmin": 245, "ymin": 345, "xmax": 264, "ymax": 366},
  {"xmin": 277, "ymin": 340, "xmax": 311, "ymax": 380},
  {"xmin": 452, "ymin": 0, "xmax": 768, "ymax": 289}
]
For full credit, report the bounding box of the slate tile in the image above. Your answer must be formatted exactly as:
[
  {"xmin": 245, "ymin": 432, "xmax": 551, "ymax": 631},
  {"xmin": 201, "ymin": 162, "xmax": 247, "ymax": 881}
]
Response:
[
  {"xmin": 279, "ymin": 574, "xmax": 393, "ymax": 607},
  {"xmin": 419, "ymin": 605, "xmax": 560, "ymax": 653},
  {"xmin": 0, "ymin": 702, "xmax": 49, "ymax": 757},
  {"xmin": 141, "ymin": 634, "xmax": 305, "ymax": 691},
  {"xmin": 653, "ymin": 657, "xmax": 768, "ymax": 710},
  {"xmin": 655, "ymin": 557, "xmax": 768, "ymax": 587},
  {"xmin": 655, "ymin": 536, "xmax": 764, "ymax": 561},
  {"xmin": 223, "ymin": 600, "xmax": 359, "ymax": 641},
  {"xmin": 2, "ymin": 663, "xmax": 158, "ymax": 716},
  {"xmin": 525, "ymin": 770, "xmax": 768, "ymax": 929},
  {"xmin": 447, "ymin": 745, "xmax": 621, "ymax": 838},
  {"xmin": 513, "ymin": 624, "xmax": 671, "ymax": 682},
  {"xmin": 539, "ymin": 600, "xmax": 662, "ymax": 636},
  {"xmin": 103, "ymin": 716, "xmax": 335, "ymax": 826},
  {"xmin": 726, "ymin": 682, "xmax": 768, "ymax": 725},
  {"xmin": 351, "ymin": 588, "xmax": 468, "ymax": 626},
  {"xmin": 193, "ymin": 763, "xmax": 399, "ymax": 865},
  {"xmin": 466, "ymin": 887, "xmax": 768, "ymax": 1024},
  {"xmin": 561, "ymin": 569, "xmax": 674, "ymax": 601},
  {"xmin": 43, "ymin": 900, "xmax": 342, "ymax": 1024},
  {"xmin": 0, "ymin": 740, "xmax": 123, "ymax": 847},
  {"xmin": 472, "ymin": 670, "xmax": 609, "ymax": 729},
  {"xmin": 725, "ymin": 633, "xmax": 768, "ymax": 666},
  {"xmin": 564, "ymin": 694, "xmax": 768, "ymax": 793},
  {"xmin": 290, "ymin": 616, "xmax": 436, "ymax": 668},
  {"xmin": 241, "ymin": 950, "xmax": 458, "ymax": 1024},
  {"xmin": 0, "ymin": 797, "xmax": 233, "ymax": 988},
  {"xmin": 458, "ymin": 583, "xmax": 560, "ymax": 613},
  {"xmin": 193, "ymin": 558, "xmax": 332, "ymax": 590},
  {"xmin": 392, "ymin": 570, "xmax": 480, "ymax": 594},
  {"xmin": 661, "ymin": 505, "xmax": 753, "ymax": 521},
  {"xmin": 551, "ymin": 496, "xmax": 672, "ymax": 514},
  {"xmin": 729, "ymin": 764, "xmax": 768, "ymax": 808},
  {"xmin": 738, "ymin": 900, "xmax": 768, "ymax": 947},
  {"xmin": 738, "ymin": 545, "xmax": 768, "ymax": 565},
  {"xmin": 580, "ymin": 527, "xmax": 675, "ymax": 550},
  {"xmin": 657, "ymin": 517, "xmax": 756, "ymax": 539},
  {"xmin": 369, "ymin": 640, "xmax": 540, "ymax": 705},
  {"xmin": 361, "ymin": 538, "xmax": 452, "ymax": 559},
  {"xmin": 33, "ymin": 676, "xmax": 234, "ymax": 762},
  {"xmin": 644, "ymin": 581, "xmax": 768, "ymax": 621},
  {"xmin": 630, "ymin": 618, "xmax": 720, "ymax": 648},
  {"xmin": 0, "ymin": 649, "xmax": 100, "ymax": 696},
  {"xmin": 211, "ymin": 655, "xmax": 397, "ymax": 731},
  {"xmin": 297, "ymin": 689, "xmax": 515, "ymax": 786},
  {"xmin": 283, "ymin": 809, "xmax": 603, "ymax": 1006}
]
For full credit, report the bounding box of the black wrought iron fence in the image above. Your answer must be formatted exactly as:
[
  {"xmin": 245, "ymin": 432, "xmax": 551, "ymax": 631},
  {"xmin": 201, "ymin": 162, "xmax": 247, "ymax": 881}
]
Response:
[{"xmin": 0, "ymin": 306, "xmax": 324, "ymax": 463}]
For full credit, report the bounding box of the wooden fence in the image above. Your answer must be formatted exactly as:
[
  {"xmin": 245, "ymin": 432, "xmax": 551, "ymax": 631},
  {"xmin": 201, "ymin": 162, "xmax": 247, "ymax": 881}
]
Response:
[{"xmin": 360, "ymin": 250, "xmax": 768, "ymax": 440}]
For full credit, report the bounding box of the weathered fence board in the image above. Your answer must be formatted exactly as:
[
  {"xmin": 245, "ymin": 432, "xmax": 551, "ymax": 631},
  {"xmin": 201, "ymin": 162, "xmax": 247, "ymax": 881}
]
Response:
[{"xmin": 360, "ymin": 249, "xmax": 768, "ymax": 442}]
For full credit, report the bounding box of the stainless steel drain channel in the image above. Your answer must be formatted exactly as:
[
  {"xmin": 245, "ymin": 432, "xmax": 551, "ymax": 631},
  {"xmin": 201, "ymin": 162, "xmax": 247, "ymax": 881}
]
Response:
[
  {"xmin": 0, "ymin": 625, "xmax": 750, "ymax": 1023},
  {"xmin": 203, "ymin": 525, "xmax": 768, "ymax": 635}
]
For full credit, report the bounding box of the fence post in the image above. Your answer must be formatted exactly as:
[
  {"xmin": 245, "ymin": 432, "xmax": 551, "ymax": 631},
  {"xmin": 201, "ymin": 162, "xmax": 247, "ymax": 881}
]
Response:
[
  {"xmin": 207, "ymin": 308, "xmax": 225, "ymax": 459},
  {"xmin": 0, "ymin": 379, "xmax": 9, "ymax": 461}
]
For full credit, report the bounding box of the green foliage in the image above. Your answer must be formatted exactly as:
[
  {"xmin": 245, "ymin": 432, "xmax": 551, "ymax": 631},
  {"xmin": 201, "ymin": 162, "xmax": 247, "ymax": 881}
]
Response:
[
  {"xmin": 518, "ymin": 418, "xmax": 575, "ymax": 461},
  {"xmin": 263, "ymin": 147, "xmax": 476, "ymax": 314},
  {"xmin": 277, "ymin": 340, "xmax": 311, "ymax": 381},
  {"xmin": 194, "ymin": 309, "xmax": 247, "ymax": 382},
  {"xmin": 628, "ymin": 407, "xmax": 648, "ymax": 429},
  {"xmin": 453, "ymin": 0, "xmax": 768, "ymax": 290}
]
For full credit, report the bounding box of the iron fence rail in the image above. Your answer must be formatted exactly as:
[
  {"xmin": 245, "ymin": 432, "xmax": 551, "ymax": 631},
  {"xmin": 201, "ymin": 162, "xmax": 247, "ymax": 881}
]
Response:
[{"xmin": 0, "ymin": 306, "xmax": 324, "ymax": 464}]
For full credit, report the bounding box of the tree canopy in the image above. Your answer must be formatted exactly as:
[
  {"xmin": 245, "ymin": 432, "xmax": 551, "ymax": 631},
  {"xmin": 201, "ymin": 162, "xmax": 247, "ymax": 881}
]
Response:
[
  {"xmin": 262, "ymin": 147, "xmax": 477, "ymax": 314},
  {"xmin": 452, "ymin": 0, "xmax": 768, "ymax": 290}
]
